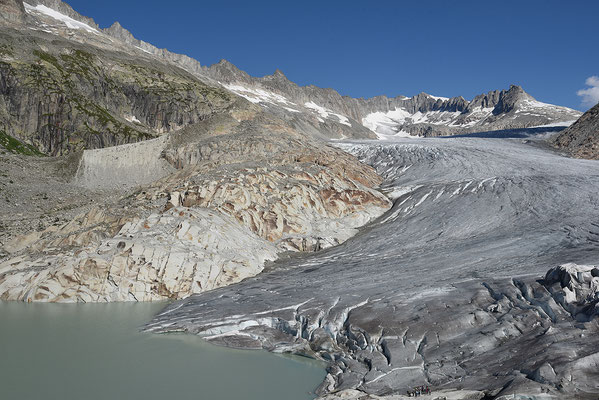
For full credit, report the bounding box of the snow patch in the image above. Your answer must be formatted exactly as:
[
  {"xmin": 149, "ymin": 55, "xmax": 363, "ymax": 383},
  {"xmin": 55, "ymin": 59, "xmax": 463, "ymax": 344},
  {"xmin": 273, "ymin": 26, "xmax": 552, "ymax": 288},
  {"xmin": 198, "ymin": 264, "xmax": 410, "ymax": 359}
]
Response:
[
  {"xmin": 304, "ymin": 102, "xmax": 352, "ymax": 126},
  {"xmin": 125, "ymin": 115, "xmax": 141, "ymax": 124},
  {"xmin": 135, "ymin": 46, "xmax": 152, "ymax": 55},
  {"xmin": 23, "ymin": 3, "xmax": 99, "ymax": 34},
  {"xmin": 534, "ymin": 120, "xmax": 577, "ymax": 128},
  {"xmin": 221, "ymin": 83, "xmax": 296, "ymax": 107},
  {"xmin": 426, "ymin": 93, "xmax": 449, "ymax": 101}
]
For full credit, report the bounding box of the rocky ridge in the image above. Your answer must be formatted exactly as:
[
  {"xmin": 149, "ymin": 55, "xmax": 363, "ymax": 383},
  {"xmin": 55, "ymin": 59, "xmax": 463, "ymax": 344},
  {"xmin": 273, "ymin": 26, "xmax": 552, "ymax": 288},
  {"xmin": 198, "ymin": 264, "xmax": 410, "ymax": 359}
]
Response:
[{"xmin": 206, "ymin": 61, "xmax": 581, "ymax": 138}]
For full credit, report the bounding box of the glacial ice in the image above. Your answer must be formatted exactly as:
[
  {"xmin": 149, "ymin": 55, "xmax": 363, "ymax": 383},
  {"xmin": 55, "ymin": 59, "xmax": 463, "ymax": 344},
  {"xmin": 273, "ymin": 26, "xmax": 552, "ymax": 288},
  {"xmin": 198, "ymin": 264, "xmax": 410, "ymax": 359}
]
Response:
[{"xmin": 147, "ymin": 135, "xmax": 599, "ymax": 399}]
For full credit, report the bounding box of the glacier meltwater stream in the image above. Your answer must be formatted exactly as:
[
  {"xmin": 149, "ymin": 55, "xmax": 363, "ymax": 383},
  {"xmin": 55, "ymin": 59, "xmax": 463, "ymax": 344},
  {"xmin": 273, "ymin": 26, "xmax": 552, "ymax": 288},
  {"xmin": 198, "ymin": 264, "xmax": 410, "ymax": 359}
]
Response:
[{"xmin": 0, "ymin": 302, "xmax": 326, "ymax": 400}]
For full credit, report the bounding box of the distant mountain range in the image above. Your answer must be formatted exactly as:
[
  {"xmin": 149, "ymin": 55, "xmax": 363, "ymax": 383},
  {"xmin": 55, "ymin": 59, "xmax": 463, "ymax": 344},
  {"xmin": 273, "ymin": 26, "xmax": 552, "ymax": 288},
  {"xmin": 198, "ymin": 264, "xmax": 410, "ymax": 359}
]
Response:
[
  {"xmin": 0, "ymin": 0, "xmax": 583, "ymax": 154},
  {"xmin": 209, "ymin": 63, "xmax": 581, "ymax": 138}
]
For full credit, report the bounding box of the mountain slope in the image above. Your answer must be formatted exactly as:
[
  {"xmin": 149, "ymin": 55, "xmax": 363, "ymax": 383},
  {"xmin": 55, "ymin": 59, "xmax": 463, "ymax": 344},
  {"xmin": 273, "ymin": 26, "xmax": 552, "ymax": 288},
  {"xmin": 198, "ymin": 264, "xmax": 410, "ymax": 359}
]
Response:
[
  {"xmin": 551, "ymin": 102, "xmax": 599, "ymax": 159},
  {"xmin": 0, "ymin": 5, "xmax": 235, "ymax": 155},
  {"xmin": 0, "ymin": 0, "xmax": 582, "ymax": 154},
  {"xmin": 0, "ymin": 0, "xmax": 26, "ymax": 25}
]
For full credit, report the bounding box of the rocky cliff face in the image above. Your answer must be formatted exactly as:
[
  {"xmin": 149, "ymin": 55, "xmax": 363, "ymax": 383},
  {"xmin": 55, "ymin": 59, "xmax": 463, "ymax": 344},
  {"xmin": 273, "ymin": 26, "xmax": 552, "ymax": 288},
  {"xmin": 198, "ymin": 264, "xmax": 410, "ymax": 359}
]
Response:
[
  {"xmin": 0, "ymin": 29, "xmax": 233, "ymax": 155},
  {"xmin": 551, "ymin": 102, "xmax": 599, "ymax": 159}
]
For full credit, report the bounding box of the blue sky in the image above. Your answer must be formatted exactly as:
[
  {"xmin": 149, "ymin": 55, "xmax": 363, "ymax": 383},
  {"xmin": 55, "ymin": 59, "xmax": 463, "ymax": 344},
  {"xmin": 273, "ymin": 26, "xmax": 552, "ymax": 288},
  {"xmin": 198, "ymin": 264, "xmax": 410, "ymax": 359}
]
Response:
[{"xmin": 67, "ymin": 0, "xmax": 599, "ymax": 111}]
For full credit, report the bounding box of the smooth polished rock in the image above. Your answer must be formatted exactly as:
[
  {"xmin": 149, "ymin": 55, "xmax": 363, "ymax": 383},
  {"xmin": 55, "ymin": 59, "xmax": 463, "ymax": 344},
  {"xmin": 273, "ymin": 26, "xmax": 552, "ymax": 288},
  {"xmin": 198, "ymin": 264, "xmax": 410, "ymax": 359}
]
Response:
[{"xmin": 0, "ymin": 207, "xmax": 277, "ymax": 301}]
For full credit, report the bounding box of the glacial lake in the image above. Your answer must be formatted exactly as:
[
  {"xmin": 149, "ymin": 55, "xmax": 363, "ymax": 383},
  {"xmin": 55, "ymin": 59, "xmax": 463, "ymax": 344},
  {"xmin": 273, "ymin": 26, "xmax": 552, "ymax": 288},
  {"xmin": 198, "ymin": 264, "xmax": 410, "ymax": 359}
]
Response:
[{"xmin": 0, "ymin": 302, "xmax": 326, "ymax": 400}]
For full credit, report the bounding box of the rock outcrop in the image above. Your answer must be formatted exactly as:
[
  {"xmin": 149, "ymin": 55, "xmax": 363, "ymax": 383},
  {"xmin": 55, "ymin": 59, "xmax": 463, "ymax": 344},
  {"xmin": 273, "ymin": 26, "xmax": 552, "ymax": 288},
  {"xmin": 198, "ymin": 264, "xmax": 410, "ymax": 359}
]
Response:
[
  {"xmin": 0, "ymin": 0, "xmax": 25, "ymax": 25},
  {"xmin": 0, "ymin": 107, "xmax": 391, "ymax": 302},
  {"xmin": 0, "ymin": 207, "xmax": 277, "ymax": 302},
  {"xmin": 151, "ymin": 138, "xmax": 390, "ymax": 251},
  {"xmin": 551, "ymin": 102, "xmax": 599, "ymax": 159}
]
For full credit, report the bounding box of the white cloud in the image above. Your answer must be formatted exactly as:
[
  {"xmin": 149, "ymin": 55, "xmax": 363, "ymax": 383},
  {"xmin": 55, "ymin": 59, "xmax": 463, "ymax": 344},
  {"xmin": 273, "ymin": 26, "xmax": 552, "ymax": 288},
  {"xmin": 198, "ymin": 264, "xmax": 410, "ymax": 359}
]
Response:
[{"xmin": 577, "ymin": 76, "xmax": 599, "ymax": 108}]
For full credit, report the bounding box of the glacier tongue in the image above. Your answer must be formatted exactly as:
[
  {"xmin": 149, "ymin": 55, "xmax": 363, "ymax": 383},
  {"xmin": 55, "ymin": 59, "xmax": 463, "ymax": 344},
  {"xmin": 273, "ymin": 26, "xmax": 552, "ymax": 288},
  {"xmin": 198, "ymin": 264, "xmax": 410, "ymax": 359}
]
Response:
[{"xmin": 146, "ymin": 136, "xmax": 599, "ymax": 399}]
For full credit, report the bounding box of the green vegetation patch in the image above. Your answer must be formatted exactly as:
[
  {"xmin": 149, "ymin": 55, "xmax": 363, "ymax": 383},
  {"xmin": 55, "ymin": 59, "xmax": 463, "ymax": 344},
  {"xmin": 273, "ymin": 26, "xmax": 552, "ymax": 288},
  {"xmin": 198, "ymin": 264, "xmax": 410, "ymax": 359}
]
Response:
[
  {"xmin": 33, "ymin": 49, "xmax": 63, "ymax": 72},
  {"xmin": 0, "ymin": 44, "xmax": 14, "ymax": 58},
  {"xmin": 0, "ymin": 130, "xmax": 45, "ymax": 156}
]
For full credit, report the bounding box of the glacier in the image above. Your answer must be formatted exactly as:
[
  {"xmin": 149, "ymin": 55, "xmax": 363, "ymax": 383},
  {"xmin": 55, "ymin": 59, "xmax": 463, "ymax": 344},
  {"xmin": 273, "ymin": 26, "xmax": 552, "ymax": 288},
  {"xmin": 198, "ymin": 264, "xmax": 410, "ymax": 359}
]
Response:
[{"xmin": 146, "ymin": 132, "xmax": 599, "ymax": 399}]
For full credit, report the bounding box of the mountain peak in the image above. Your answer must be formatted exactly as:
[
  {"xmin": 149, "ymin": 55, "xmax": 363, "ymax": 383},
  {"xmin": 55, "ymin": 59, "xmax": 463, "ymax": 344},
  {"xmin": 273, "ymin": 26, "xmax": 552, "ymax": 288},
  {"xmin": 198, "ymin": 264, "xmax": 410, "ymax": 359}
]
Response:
[
  {"xmin": 262, "ymin": 68, "xmax": 289, "ymax": 82},
  {"xmin": 207, "ymin": 59, "xmax": 250, "ymax": 83},
  {"xmin": 215, "ymin": 59, "xmax": 245, "ymax": 72},
  {"xmin": 215, "ymin": 59, "xmax": 242, "ymax": 72},
  {"xmin": 491, "ymin": 84, "xmax": 534, "ymax": 114},
  {"xmin": 104, "ymin": 21, "xmax": 135, "ymax": 42},
  {"xmin": 108, "ymin": 21, "xmax": 124, "ymax": 31},
  {"xmin": 506, "ymin": 84, "xmax": 530, "ymax": 99}
]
